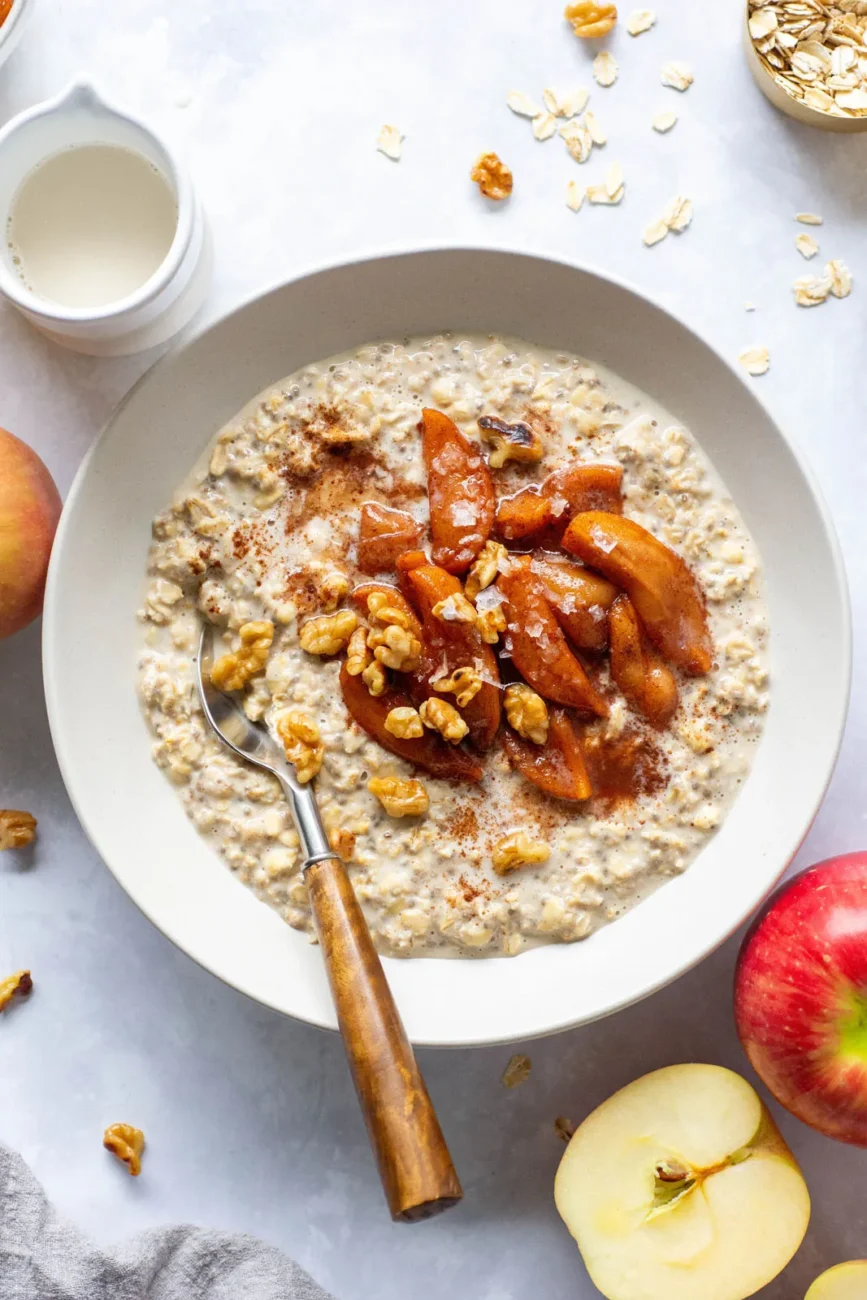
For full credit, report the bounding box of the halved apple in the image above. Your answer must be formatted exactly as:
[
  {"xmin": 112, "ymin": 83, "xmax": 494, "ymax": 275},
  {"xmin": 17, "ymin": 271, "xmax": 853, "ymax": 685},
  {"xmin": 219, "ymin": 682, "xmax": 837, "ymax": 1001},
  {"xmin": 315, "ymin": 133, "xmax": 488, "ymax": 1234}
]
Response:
[
  {"xmin": 554, "ymin": 1063, "xmax": 810, "ymax": 1300},
  {"xmin": 806, "ymin": 1262, "xmax": 867, "ymax": 1300}
]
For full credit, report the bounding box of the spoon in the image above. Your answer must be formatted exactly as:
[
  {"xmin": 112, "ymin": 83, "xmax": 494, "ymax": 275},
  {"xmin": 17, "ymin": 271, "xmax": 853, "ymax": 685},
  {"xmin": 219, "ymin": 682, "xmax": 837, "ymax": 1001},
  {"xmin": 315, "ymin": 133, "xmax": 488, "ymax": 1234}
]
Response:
[{"xmin": 195, "ymin": 624, "xmax": 462, "ymax": 1222}]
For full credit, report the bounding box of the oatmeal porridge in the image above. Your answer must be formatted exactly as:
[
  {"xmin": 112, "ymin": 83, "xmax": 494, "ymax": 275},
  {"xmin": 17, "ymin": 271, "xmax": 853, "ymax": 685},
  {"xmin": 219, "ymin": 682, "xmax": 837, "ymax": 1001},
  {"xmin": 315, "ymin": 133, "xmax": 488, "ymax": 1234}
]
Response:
[{"xmin": 137, "ymin": 335, "xmax": 769, "ymax": 958}]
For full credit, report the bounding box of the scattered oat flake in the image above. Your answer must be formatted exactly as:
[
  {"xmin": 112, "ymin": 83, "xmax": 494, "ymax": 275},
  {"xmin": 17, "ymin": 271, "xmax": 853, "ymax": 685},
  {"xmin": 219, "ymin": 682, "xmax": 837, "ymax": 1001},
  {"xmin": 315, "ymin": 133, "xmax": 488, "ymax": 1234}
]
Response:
[
  {"xmin": 533, "ymin": 112, "xmax": 558, "ymax": 140},
  {"xmin": 795, "ymin": 233, "xmax": 819, "ymax": 259},
  {"xmin": 794, "ymin": 273, "xmax": 832, "ymax": 307},
  {"xmin": 584, "ymin": 110, "xmax": 607, "ymax": 145},
  {"xmin": 566, "ymin": 179, "xmax": 585, "ymax": 211},
  {"xmin": 605, "ymin": 162, "xmax": 624, "ymax": 197},
  {"xmin": 796, "ymin": 212, "xmax": 822, "ymax": 226},
  {"xmin": 827, "ymin": 259, "xmax": 852, "ymax": 299},
  {"xmin": 662, "ymin": 194, "xmax": 693, "ymax": 232},
  {"xmin": 560, "ymin": 119, "xmax": 594, "ymax": 163},
  {"xmin": 652, "ymin": 109, "xmax": 677, "ymax": 132},
  {"xmin": 507, "ymin": 90, "xmax": 542, "ymax": 118},
  {"xmin": 739, "ymin": 346, "xmax": 770, "ymax": 377},
  {"xmin": 661, "ymin": 61, "xmax": 693, "ymax": 91},
  {"xmin": 593, "ymin": 51, "xmax": 619, "ymax": 87},
  {"xmin": 643, "ymin": 218, "xmax": 669, "ymax": 246},
  {"xmin": 544, "ymin": 86, "xmax": 590, "ymax": 117},
  {"xmin": 376, "ymin": 125, "xmax": 403, "ymax": 161},
  {"xmin": 744, "ymin": 301, "xmax": 756, "ymax": 312},
  {"xmin": 502, "ymin": 1054, "xmax": 532, "ymax": 1089},
  {"xmin": 627, "ymin": 8, "xmax": 656, "ymax": 35},
  {"xmin": 555, "ymin": 1116, "xmax": 577, "ymax": 1142}
]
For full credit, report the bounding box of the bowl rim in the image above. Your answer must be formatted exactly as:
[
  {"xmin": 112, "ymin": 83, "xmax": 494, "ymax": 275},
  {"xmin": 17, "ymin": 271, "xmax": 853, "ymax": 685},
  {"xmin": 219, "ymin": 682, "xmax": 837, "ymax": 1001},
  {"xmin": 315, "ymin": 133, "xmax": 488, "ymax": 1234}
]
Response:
[{"xmin": 42, "ymin": 242, "xmax": 852, "ymax": 1046}]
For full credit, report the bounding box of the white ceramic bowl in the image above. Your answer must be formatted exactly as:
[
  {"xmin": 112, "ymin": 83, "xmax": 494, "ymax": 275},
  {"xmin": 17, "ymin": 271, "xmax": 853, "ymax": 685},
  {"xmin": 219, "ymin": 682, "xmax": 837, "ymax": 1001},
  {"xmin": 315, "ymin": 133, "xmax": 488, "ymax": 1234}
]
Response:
[
  {"xmin": 43, "ymin": 248, "xmax": 851, "ymax": 1047},
  {"xmin": 0, "ymin": 0, "xmax": 34, "ymax": 75}
]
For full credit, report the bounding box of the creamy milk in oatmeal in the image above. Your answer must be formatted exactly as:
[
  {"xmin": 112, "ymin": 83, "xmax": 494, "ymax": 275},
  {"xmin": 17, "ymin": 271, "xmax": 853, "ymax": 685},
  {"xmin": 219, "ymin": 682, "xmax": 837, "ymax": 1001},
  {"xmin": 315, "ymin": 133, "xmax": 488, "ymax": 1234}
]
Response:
[{"xmin": 137, "ymin": 335, "xmax": 769, "ymax": 958}]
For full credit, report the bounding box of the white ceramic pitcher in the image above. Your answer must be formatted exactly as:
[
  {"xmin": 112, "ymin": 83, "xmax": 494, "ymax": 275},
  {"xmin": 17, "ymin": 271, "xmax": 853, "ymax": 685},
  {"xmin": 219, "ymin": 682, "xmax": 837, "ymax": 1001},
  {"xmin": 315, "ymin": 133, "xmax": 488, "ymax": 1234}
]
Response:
[{"xmin": 0, "ymin": 81, "xmax": 211, "ymax": 355}]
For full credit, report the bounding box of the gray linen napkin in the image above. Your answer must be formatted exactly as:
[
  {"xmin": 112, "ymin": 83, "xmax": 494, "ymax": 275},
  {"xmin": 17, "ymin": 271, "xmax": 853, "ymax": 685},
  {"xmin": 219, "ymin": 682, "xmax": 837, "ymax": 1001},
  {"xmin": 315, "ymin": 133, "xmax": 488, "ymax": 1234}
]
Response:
[{"xmin": 0, "ymin": 1144, "xmax": 334, "ymax": 1300}]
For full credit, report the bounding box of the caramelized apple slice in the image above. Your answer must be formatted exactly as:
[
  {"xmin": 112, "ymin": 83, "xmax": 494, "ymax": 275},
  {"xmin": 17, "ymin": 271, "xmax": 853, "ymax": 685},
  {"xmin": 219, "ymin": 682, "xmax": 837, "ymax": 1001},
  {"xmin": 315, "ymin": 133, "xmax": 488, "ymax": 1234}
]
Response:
[
  {"xmin": 496, "ymin": 463, "xmax": 623, "ymax": 545},
  {"xmin": 350, "ymin": 582, "xmax": 424, "ymax": 642},
  {"xmin": 531, "ymin": 553, "xmax": 618, "ymax": 652},
  {"xmin": 502, "ymin": 707, "xmax": 593, "ymax": 801},
  {"xmin": 562, "ymin": 512, "xmax": 713, "ymax": 675},
  {"xmin": 340, "ymin": 662, "xmax": 483, "ymax": 783},
  {"xmin": 497, "ymin": 560, "xmax": 609, "ymax": 717},
  {"xmin": 357, "ymin": 502, "xmax": 423, "ymax": 575},
  {"xmin": 422, "ymin": 408, "xmax": 495, "ymax": 574},
  {"xmin": 609, "ymin": 595, "xmax": 679, "ymax": 728},
  {"xmin": 402, "ymin": 562, "xmax": 501, "ymax": 749}
]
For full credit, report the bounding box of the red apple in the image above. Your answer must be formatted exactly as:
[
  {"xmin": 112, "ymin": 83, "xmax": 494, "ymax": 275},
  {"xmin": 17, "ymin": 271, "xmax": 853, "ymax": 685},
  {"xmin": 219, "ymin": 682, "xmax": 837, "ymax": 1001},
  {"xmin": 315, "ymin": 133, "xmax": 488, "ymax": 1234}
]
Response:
[
  {"xmin": 0, "ymin": 428, "xmax": 62, "ymax": 640},
  {"xmin": 735, "ymin": 853, "xmax": 867, "ymax": 1146}
]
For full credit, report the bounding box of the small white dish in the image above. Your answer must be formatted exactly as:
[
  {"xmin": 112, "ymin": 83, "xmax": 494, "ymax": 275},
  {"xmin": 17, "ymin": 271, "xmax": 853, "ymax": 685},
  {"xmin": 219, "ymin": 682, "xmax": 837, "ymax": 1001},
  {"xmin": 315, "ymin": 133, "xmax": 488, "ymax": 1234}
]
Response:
[
  {"xmin": 42, "ymin": 248, "xmax": 851, "ymax": 1047},
  {"xmin": 0, "ymin": 0, "xmax": 34, "ymax": 75},
  {"xmin": 0, "ymin": 81, "xmax": 211, "ymax": 355}
]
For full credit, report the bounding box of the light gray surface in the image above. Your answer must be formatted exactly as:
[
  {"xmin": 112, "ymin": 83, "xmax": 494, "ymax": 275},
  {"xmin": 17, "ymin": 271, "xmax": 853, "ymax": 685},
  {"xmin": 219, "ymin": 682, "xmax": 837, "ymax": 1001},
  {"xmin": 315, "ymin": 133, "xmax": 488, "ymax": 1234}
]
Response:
[{"xmin": 0, "ymin": 1, "xmax": 865, "ymax": 1297}]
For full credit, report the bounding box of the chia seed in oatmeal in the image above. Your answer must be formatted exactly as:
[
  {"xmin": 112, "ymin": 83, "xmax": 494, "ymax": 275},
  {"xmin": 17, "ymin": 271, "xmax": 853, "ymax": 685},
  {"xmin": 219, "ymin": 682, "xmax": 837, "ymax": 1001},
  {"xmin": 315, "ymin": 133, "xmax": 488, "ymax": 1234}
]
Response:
[{"xmin": 137, "ymin": 335, "xmax": 769, "ymax": 958}]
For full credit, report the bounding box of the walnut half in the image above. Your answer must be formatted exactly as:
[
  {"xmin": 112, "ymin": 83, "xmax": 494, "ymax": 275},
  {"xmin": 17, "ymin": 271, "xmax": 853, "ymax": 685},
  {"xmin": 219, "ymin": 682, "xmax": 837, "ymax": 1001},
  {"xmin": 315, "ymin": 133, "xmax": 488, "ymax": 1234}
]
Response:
[
  {"xmin": 368, "ymin": 776, "xmax": 430, "ymax": 818},
  {"xmin": 104, "ymin": 1123, "xmax": 146, "ymax": 1177},
  {"xmin": 492, "ymin": 832, "xmax": 551, "ymax": 875},
  {"xmin": 419, "ymin": 697, "xmax": 469, "ymax": 744},
  {"xmin": 276, "ymin": 710, "xmax": 324, "ymax": 784},
  {"xmin": 505, "ymin": 684, "xmax": 550, "ymax": 745},
  {"xmin": 0, "ymin": 810, "xmax": 37, "ymax": 851},
  {"xmin": 565, "ymin": 0, "xmax": 617, "ymax": 39},
  {"xmin": 471, "ymin": 152, "xmax": 513, "ymax": 201},
  {"xmin": 211, "ymin": 621, "xmax": 274, "ymax": 692},
  {"xmin": 478, "ymin": 417, "xmax": 544, "ymax": 470}
]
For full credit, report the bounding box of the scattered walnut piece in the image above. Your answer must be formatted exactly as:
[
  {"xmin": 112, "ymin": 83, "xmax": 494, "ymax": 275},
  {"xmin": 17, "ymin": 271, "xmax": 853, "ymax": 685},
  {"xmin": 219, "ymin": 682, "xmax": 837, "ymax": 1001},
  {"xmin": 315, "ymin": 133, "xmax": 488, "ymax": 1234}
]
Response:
[
  {"xmin": 565, "ymin": 0, "xmax": 617, "ymax": 39},
  {"xmin": 419, "ymin": 697, "xmax": 469, "ymax": 744},
  {"xmin": 478, "ymin": 416, "xmax": 544, "ymax": 470},
  {"xmin": 211, "ymin": 621, "xmax": 274, "ymax": 691},
  {"xmin": 465, "ymin": 541, "xmax": 508, "ymax": 601},
  {"xmin": 368, "ymin": 622, "xmax": 422, "ymax": 672},
  {"xmin": 299, "ymin": 609, "xmax": 358, "ymax": 656},
  {"xmin": 368, "ymin": 776, "xmax": 430, "ymax": 818},
  {"xmin": 345, "ymin": 625, "xmax": 373, "ymax": 676},
  {"xmin": 432, "ymin": 592, "xmax": 477, "ymax": 624},
  {"xmin": 318, "ymin": 571, "xmax": 350, "ymax": 612},
  {"xmin": 367, "ymin": 592, "xmax": 414, "ymax": 629},
  {"xmin": 276, "ymin": 710, "xmax": 324, "ymax": 784},
  {"xmin": 476, "ymin": 603, "xmax": 507, "ymax": 644},
  {"xmin": 103, "ymin": 1124, "xmax": 145, "ymax": 1177},
  {"xmin": 492, "ymin": 831, "xmax": 551, "ymax": 875},
  {"xmin": 471, "ymin": 152, "xmax": 513, "ymax": 200},
  {"xmin": 362, "ymin": 660, "xmax": 388, "ymax": 697},
  {"xmin": 433, "ymin": 666, "xmax": 484, "ymax": 709},
  {"xmin": 0, "ymin": 970, "xmax": 32, "ymax": 1012},
  {"xmin": 502, "ymin": 1054, "xmax": 532, "ymax": 1089},
  {"xmin": 384, "ymin": 706, "xmax": 424, "ymax": 739},
  {"xmin": 0, "ymin": 810, "xmax": 37, "ymax": 851},
  {"xmin": 505, "ymin": 684, "xmax": 550, "ymax": 745},
  {"xmin": 554, "ymin": 1115, "xmax": 577, "ymax": 1142},
  {"xmin": 329, "ymin": 827, "xmax": 356, "ymax": 862}
]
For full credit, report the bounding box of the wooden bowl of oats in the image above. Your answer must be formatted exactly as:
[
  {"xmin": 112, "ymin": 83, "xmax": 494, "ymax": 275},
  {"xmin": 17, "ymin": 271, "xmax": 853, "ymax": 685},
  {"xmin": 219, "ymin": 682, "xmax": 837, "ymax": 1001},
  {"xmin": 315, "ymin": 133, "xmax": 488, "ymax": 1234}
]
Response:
[{"xmin": 746, "ymin": 0, "xmax": 867, "ymax": 131}]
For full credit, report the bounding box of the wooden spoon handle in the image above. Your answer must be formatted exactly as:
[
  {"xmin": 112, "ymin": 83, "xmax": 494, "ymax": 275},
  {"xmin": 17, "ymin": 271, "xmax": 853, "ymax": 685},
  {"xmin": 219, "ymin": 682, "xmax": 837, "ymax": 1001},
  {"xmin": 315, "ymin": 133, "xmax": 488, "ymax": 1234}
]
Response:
[{"xmin": 305, "ymin": 855, "xmax": 463, "ymax": 1222}]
